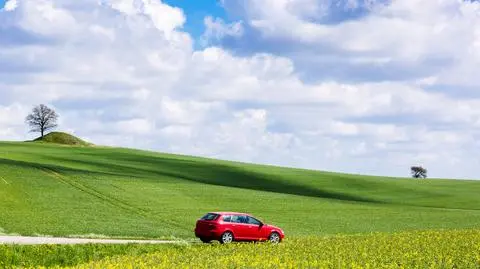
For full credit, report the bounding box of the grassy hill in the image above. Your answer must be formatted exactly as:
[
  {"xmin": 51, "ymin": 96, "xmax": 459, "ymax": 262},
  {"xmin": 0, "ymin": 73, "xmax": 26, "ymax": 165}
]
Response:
[
  {"xmin": 32, "ymin": 132, "xmax": 92, "ymax": 146},
  {"xmin": 1, "ymin": 141, "xmax": 480, "ymax": 239}
]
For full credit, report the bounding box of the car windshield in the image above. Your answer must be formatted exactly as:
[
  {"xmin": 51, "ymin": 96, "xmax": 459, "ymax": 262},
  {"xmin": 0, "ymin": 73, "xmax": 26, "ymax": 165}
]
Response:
[{"xmin": 200, "ymin": 213, "xmax": 219, "ymax": 221}]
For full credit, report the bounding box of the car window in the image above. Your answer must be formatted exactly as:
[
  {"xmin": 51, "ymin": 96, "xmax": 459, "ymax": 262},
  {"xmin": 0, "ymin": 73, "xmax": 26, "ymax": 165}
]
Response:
[
  {"xmin": 201, "ymin": 213, "xmax": 219, "ymax": 221},
  {"xmin": 240, "ymin": 215, "xmax": 249, "ymax": 223},
  {"xmin": 230, "ymin": 215, "xmax": 240, "ymax": 223},
  {"xmin": 222, "ymin": 215, "xmax": 232, "ymax": 222},
  {"xmin": 231, "ymin": 215, "xmax": 248, "ymax": 223},
  {"xmin": 247, "ymin": 216, "xmax": 262, "ymax": 225}
]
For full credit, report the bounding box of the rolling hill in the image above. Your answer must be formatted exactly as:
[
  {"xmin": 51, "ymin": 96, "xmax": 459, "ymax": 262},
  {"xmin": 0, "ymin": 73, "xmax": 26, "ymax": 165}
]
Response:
[
  {"xmin": 31, "ymin": 132, "xmax": 92, "ymax": 146},
  {"xmin": 1, "ymin": 140, "xmax": 480, "ymax": 239}
]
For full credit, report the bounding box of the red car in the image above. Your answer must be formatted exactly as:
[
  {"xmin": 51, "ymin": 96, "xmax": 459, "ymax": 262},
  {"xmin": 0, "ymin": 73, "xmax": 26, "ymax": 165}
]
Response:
[{"xmin": 194, "ymin": 212, "xmax": 285, "ymax": 244}]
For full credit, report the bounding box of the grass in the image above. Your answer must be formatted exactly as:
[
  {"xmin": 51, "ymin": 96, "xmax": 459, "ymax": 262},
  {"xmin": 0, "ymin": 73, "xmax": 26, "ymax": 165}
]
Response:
[
  {"xmin": 2, "ymin": 229, "xmax": 479, "ymax": 268},
  {"xmin": 0, "ymin": 141, "xmax": 480, "ymax": 239},
  {"xmin": 32, "ymin": 132, "xmax": 92, "ymax": 146},
  {"xmin": 0, "ymin": 243, "xmax": 176, "ymax": 268}
]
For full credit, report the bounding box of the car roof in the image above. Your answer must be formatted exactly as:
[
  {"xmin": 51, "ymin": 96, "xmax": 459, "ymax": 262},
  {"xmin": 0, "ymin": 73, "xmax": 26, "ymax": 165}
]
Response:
[{"xmin": 210, "ymin": 212, "xmax": 249, "ymax": 216}]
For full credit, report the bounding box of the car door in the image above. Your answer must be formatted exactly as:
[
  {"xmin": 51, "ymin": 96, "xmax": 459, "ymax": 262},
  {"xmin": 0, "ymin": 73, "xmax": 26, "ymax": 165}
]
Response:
[
  {"xmin": 230, "ymin": 214, "xmax": 249, "ymax": 239},
  {"xmin": 245, "ymin": 215, "xmax": 265, "ymax": 240},
  {"xmin": 220, "ymin": 214, "xmax": 235, "ymax": 234},
  {"xmin": 231, "ymin": 215, "xmax": 250, "ymax": 240}
]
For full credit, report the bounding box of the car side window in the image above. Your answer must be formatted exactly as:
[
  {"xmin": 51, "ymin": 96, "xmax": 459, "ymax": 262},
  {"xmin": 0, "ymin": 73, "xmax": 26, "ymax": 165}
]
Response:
[
  {"xmin": 239, "ymin": 215, "xmax": 249, "ymax": 223},
  {"xmin": 230, "ymin": 215, "xmax": 240, "ymax": 223},
  {"xmin": 231, "ymin": 215, "xmax": 247, "ymax": 223},
  {"xmin": 247, "ymin": 216, "xmax": 262, "ymax": 225},
  {"xmin": 201, "ymin": 213, "xmax": 219, "ymax": 221},
  {"xmin": 222, "ymin": 215, "xmax": 232, "ymax": 222}
]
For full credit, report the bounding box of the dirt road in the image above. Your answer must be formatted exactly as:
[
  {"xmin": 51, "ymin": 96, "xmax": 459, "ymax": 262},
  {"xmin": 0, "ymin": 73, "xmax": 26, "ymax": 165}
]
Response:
[{"xmin": 0, "ymin": 235, "xmax": 188, "ymax": 245}]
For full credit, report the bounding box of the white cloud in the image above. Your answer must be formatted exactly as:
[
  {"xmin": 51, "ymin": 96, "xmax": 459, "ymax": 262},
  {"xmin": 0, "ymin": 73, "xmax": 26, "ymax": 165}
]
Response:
[
  {"xmin": 157, "ymin": 96, "xmax": 225, "ymax": 125},
  {"xmin": 116, "ymin": 118, "xmax": 154, "ymax": 135},
  {"xmin": 220, "ymin": 0, "xmax": 479, "ymax": 87},
  {"xmin": 17, "ymin": 0, "xmax": 78, "ymax": 36},
  {"xmin": 0, "ymin": 0, "xmax": 479, "ymax": 180},
  {"xmin": 223, "ymin": 0, "xmax": 479, "ymax": 60},
  {"xmin": 0, "ymin": 103, "xmax": 30, "ymax": 140},
  {"xmin": 2, "ymin": 0, "xmax": 18, "ymax": 12},
  {"xmin": 201, "ymin": 16, "xmax": 244, "ymax": 46},
  {"xmin": 108, "ymin": 0, "xmax": 185, "ymax": 39},
  {"xmin": 0, "ymin": 103, "xmax": 27, "ymax": 126}
]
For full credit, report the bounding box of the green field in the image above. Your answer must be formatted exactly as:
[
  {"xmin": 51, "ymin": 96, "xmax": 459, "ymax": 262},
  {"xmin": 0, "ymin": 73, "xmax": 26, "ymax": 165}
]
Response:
[
  {"xmin": 1, "ymin": 140, "xmax": 480, "ymax": 239},
  {"xmin": 2, "ymin": 229, "xmax": 480, "ymax": 268}
]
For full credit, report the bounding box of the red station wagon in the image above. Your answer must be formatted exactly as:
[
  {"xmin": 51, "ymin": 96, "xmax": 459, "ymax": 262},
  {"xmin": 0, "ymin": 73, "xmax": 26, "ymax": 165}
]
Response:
[{"xmin": 194, "ymin": 212, "xmax": 285, "ymax": 244}]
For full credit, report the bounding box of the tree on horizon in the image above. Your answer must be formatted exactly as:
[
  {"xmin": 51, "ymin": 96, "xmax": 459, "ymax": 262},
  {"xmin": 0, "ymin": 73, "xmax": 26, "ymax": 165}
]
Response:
[
  {"xmin": 25, "ymin": 104, "xmax": 59, "ymax": 139},
  {"xmin": 411, "ymin": 166, "xmax": 427, "ymax": 179}
]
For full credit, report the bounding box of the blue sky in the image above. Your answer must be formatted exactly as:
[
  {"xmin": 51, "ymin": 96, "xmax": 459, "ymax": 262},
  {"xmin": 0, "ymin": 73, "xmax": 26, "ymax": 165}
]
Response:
[
  {"xmin": 163, "ymin": 0, "xmax": 227, "ymax": 40},
  {"xmin": 0, "ymin": 0, "xmax": 479, "ymax": 179}
]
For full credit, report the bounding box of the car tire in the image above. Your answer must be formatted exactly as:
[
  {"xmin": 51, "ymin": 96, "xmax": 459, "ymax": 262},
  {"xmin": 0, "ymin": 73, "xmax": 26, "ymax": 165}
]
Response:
[
  {"xmin": 268, "ymin": 232, "xmax": 281, "ymax": 243},
  {"xmin": 200, "ymin": 237, "xmax": 211, "ymax": 243},
  {"xmin": 219, "ymin": 231, "xmax": 234, "ymax": 244}
]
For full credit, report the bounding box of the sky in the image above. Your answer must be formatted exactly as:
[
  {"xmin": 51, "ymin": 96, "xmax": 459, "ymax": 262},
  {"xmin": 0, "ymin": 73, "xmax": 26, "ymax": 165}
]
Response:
[
  {"xmin": 162, "ymin": 0, "xmax": 227, "ymax": 43},
  {"xmin": 0, "ymin": 0, "xmax": 479, "ymax": 179}
]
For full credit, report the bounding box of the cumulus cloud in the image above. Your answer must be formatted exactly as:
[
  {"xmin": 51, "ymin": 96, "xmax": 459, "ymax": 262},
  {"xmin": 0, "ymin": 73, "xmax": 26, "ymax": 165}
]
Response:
[
  {"xmin": 2, "ymin": 0, "xmax": 18, "ymax": 11},
  {"xmin": 0, "ymin": 0, "xmax": 479, "ymax": 179},
  {"xmin": 200, "ymin": 16, "xmax": 244, "ymax": 47},
  {"xmin": 0, "ymin": 103, "xmax": 29, "ymax": 140},
  {"xmin": 219, "ymin": 0, "xmax": 479, "ymax": 83}
]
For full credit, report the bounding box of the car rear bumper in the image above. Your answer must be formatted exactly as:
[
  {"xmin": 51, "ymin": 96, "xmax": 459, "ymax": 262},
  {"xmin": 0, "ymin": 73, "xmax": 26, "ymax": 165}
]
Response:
[{"xmin": 194, "ymin": 228, "xmax": 222, "ymax": 239}]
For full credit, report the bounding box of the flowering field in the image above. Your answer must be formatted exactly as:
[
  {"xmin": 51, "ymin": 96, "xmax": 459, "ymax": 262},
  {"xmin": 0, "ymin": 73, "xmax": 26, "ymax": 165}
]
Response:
[{"xmin": 25, "ymin": 229, "xmax": 477, "ymax": 269}]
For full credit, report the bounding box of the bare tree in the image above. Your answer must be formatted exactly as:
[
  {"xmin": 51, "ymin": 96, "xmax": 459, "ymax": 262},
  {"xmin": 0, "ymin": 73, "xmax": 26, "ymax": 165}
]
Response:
[
  {"xmin": 411, "ymin": 166, "xmax": 427, "ymax": 179},
  {"xmin": 25, "ymin": 104, "xmax": 59, "ymax": 138}
]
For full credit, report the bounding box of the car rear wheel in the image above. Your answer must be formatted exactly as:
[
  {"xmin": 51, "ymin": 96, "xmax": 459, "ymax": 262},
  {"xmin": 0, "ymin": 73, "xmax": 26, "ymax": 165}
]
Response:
[
  {"xmin": 268, "ymin": 232, "xmax": 281, "ymax": 243},
  {"xmin": 219, "ymin": 231, "xmax": 234, "ymax": 244}
]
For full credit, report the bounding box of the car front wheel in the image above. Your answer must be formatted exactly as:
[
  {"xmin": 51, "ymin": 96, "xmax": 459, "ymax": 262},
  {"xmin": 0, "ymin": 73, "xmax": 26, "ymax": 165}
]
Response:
[
  {"xmin": 268, "ymin": 232, "xmax": 281, "ymax": 243},
  {"xmin": 219, "ymin": 231, "xmax": 234, "ymax": 244}
]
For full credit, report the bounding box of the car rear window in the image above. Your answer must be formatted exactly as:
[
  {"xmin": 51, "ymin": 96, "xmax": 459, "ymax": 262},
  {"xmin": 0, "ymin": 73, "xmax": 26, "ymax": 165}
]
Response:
[{"xmin": 201, "ymin": 213, "xmax": 219, "ymax": 221}]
